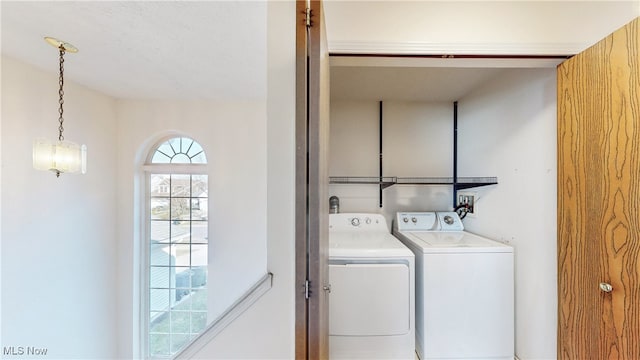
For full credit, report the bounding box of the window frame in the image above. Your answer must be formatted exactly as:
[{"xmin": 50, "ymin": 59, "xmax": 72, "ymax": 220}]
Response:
[{"xmin": 142, "ymin": 136, "xmax": 209, "ymax": 359}]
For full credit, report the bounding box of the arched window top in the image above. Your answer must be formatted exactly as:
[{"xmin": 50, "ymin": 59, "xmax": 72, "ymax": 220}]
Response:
[{"xmin": 150, "ymin": 137, "xmax": 207, "ymax": 164}]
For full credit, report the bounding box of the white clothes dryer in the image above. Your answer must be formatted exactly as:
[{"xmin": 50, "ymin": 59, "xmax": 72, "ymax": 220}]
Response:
[
  {"xmin": 392, "ymin": 212, "xmax": 514, "ymax": 360},
  {"xmin": 329, "ymin": 213, "xmax": 415, "ymax": 360}
]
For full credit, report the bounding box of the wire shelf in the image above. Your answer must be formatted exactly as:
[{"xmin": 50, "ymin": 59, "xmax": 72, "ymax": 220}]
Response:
[
  {"xmin": 396, "ymin": 177, "xmax": 454, "ymax": 185},
  {"xmin": 329, "ymin": 176, "xmax": 397, "ymax": 185},
  {"xmin": 329, "ymin": 176, "xmax": 497, "ymax": 189}
]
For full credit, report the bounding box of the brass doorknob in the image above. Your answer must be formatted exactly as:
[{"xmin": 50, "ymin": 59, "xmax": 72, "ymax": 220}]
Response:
[{"xmin": 599, "ymin": 282, "xmax": 613, "ymax": 293}]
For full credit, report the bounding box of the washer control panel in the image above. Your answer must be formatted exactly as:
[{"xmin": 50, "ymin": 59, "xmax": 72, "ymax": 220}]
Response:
[
  {"xmin": 396, "ymin": 212, "xmax": 438, "ymax": 231},
  {"xmin": 436, "ymin": 211, "xmax": 465, "ymax": 231},
  {"xmin": 395, "ymin": 212, "xmax": 464, "ymax": 231}
]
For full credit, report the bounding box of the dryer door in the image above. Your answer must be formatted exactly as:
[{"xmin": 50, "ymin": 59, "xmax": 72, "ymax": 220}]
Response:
[{"xmin": 329, "ymin": 263, "xmax": 410, "ymax": 336}]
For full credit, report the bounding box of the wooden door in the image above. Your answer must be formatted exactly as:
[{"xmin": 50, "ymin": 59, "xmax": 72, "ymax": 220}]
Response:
[
  {"xmin": 296, "ymin": 0, "xmax": 330, "ymax": 358},
  {"xmin": 558, "ymin": 17, "xmax": 640, "ymax": 359}
]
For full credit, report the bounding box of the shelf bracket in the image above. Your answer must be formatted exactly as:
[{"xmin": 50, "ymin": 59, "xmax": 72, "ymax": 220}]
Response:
[
  {"xmin": 379, "ymin": 100, "xmax": 384, "ymax": 208},
  {"xmin": 329, "ymin": 100, "xmax": 497, "ymax": 208},
  {"xmin": 453, "ymin": 101, "xmax": 458, "ymax": 208}
]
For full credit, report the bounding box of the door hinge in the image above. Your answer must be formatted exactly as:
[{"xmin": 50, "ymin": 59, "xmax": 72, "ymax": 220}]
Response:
[
  {"xmin": 304, "ymin": 279, "xmax": 310, "ymax": 299},
  {"xmin": 305, "ymin": 7, "xmax": 312, "ymax": 27}
]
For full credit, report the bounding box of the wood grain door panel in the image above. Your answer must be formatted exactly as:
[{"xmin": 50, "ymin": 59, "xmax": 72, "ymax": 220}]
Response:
[{"xmin": 558, "ymin": 16, "xmax": 640, "ymax": 359}]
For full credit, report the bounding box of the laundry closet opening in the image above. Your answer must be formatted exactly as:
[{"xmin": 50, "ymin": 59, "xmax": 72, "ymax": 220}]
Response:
[{"xmin": 327, "ymin": 55, "xmax": 561, "ymax": 357}]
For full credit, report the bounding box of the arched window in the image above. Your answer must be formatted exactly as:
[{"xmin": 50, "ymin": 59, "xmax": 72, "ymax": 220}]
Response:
[
  {"xmin": 146, "ymin": 136, "xmax": 208, "ymax": 357},
  {"xmin": 150, "ymin": 137, "xmax": 207, "ymax": 164}
]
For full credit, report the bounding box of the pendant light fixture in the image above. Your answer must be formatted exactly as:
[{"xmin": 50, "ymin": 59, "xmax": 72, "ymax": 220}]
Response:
[{"xmin": 33, "ymin": 37, "xmax": 86, "ymax": 177}]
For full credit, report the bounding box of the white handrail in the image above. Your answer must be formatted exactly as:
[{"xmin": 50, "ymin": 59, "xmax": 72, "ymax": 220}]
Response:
[{"xmin": 174, "ymin": 272, "xmax": 274, "ymax": 359}]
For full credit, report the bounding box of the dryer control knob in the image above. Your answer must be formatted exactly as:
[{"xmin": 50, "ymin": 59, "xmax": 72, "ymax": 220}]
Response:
[
  {"xmin": 351, "ymin": 217, "xmax": 360, "ymax": 227},
  {"xmin": 412, "ymin": 217, "xmax": 417, "ymax": 224},
  {"xmin": 403, "ymin": 217, "xmax": 409, "ymax": 223},
  {"xmin": 365, "ymin": 217, "xmax": 371, "ymax": 224}
]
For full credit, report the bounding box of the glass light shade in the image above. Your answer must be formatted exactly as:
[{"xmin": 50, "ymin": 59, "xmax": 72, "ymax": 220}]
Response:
[{"xmin": 33, "ymin": 138, "xmax": 87, "ymax": 175}]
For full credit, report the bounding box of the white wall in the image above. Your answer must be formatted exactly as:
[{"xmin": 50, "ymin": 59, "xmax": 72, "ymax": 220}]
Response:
[
  {"xmin": 458, "ymin": 68, "xmax": 557, "ymax": 360},
  {"xmin": 329, "ymin": 68, "xmax": 557, "ymax": 359},
  {"xmin": 1, "ymin": 56, "xmax": 118, "ymax": 358},
  {"xmin": 324, "ymin": 1, "xmax": 640, "ymax": 55},
  {"xmin": 2, "ymin": 3, "xmax": 291, "ymax": 358},
  {"xmin": 115, "ymin": 98, "xmax": 268, "ymax": 357},
  {"xmin": 325, "ymin": 4, "xmax": 637, "ymax": 360},
  {"xmin": 0, "ymin": 56, "xmax": 3, "ymax": 352},
  {"xmin": 181, "ymin": 1, "xmax": 296, "ymax": 358},
  {"xmin": 3, "ymin": 2, "xmax": 629, "ymax": 359},
  {"xmin": 329, "ymin": 101, "xmax": 454, "ymax": 225}
]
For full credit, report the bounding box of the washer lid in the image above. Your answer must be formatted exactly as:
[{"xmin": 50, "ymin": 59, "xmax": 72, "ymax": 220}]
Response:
[
  {"xmin": 397, "ymin": 231, "xmax": 513, "ymax": 254},
  {"xmin": 330, "ymin": 232, "xmax": 414, "ymax": 258}
]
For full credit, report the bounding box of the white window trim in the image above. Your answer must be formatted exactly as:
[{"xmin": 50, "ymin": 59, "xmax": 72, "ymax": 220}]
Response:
[
  {"xmin": 142, "ymin": 162, "xmax": 209, "ymax": 359},
  {"xmin": 142, "ymin": 163, "xmax": 209, "ymax": 175}
]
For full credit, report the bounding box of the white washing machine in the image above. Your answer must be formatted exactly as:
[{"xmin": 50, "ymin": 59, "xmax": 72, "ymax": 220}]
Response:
[
  {"xmin": 392, "ymin": 212, "xmax": 514, "ymax": 360},
  {"xmin": 329, "ymin": 213, "xmax": 415, "ymax": 359}
]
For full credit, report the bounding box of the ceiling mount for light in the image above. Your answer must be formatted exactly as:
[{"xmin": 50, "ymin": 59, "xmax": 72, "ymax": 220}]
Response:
[
  {"xmin": 44, "ymin": 36, "xmax": 79, "ymax": 53},
  {"xmin": 33, "ymin": 36, "xmax": 86, "ymax": 177}
]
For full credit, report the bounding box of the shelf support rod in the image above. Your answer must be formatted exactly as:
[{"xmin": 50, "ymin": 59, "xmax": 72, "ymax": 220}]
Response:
[
  {"xmin": 453, "ymin": 101, "xmax": 458, "ymax": 208},
  {"xmin": 379, "ymin": 100, "xmax": 383, "ymax": 208}
]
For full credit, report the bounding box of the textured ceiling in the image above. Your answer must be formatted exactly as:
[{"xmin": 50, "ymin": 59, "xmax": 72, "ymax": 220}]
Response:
[
  {"xmin": 1, "ymin": 1, "xmax": 267, "ymax": 100},
  {"xmin": 1, "ymin": 1, "xmax": 565, "ymax": 103}
]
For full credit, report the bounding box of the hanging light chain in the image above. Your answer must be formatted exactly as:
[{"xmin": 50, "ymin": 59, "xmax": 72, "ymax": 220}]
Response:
[
  {"xmin": 57, "ymin": 46, "xmax": 65, "ymax": 141},
  {"xmin": 35, "ymin": 37, "xmax": 84, "ymax": 177}
]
